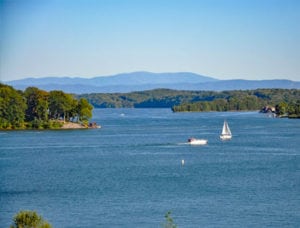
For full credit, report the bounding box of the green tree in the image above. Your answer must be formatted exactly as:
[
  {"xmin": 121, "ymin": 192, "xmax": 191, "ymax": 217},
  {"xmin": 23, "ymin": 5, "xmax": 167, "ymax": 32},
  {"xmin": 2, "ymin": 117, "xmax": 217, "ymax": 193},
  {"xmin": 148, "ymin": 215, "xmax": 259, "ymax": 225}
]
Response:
[
  {"xmin": 0, "ymin": 84, "xmax": 26, "ymax": 129},
  {"xmin": 276, "ymin": 102, "xmax": 288, "ymax": 116},
  {"xmin": 0, "ymin": 84, "xmax": 94, "ymax": 129},
  {"xmin": 295, "ymin": 100, "xmax": 300, "ymax": 116},
  {"xmin": 77, "ymin": 98, "xmax": 93, "ymax": 123},
  {"xmin": 24, "ymin": 87, "xmax": 49, "ymax": 122},
  {"xmin": 10, "ymin": 210, "xmax": 52, "ymax": 228},
  {"xmin": 162, "ymin": 211, "xmax": 177, "ymax": 228},
  {"xmin": 48, "ymin": 90, "xmax": 74, "ymax": 121},
  {"xmin": 286, "ymin": 100, "xmax": 300, "ymax": 118}
]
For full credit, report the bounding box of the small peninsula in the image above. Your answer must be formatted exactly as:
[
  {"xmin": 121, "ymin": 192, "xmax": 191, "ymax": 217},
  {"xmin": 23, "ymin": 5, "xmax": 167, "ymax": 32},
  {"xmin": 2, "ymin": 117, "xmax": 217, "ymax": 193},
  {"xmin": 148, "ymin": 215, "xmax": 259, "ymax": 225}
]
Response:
[{"xmin": 0, "ymin": 83, "xmax": 95, "ymax": 130}]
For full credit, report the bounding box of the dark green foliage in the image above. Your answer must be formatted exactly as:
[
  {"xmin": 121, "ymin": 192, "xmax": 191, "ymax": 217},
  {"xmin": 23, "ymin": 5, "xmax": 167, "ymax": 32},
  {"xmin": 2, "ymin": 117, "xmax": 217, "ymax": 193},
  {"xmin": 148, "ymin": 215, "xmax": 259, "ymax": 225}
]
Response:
[
  {"xmin": 276, "ymin": 102, "xmax": 288, "ymax": 116},
  {"xmin": 162, "ymin": 211, "xmax": 177, "ymax": 228},
  {"xmin": 78, "ymin": 88, "xmax": 300, "ymax": 117},
  {"xmin": 0, "ymin": 84, "xmax": 93, "ymax": 129},
  {"xmin": 10, "ymin": 210, "xmax": 52, "ymax": 228},
  {"xmin": 78, "ymin": 89, "xmax": 217, "ymax": 108},
  {"xmin": 24, "ymin": 87, "xmax": 49, "ymax": 122},
  {"xmin": 276, "ymin": 100, "xmax": 300, "ymax": 118},
  {"xmin": 48, "ymin": 90, "xmax": 74, "ymax": 121},
  {"xmin": 0, "ymin": 84, "xmax": 26, "ymax": 129},
  {"xmin": 78, "ymin": 89, "xmax": 300, "ymax": 111},
  {"xmin": 172, "ymin": 95, "xmax": 263, "ymax": 112},
  {"xmin": 77, "ymin": 98, "xmax": 93, "ymax": 123},
  {"xmin": 172, "ymin": 89, "xmax": 300, "ymax": 113}
]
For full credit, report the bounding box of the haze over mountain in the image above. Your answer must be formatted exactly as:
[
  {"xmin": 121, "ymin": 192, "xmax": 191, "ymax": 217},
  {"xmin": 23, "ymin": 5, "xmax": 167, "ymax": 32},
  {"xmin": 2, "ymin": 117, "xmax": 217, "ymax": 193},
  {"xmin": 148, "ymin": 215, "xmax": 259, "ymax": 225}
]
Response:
[{"xmin": 4, "ymin": 72, "xmax": 300, "ymax": 94}]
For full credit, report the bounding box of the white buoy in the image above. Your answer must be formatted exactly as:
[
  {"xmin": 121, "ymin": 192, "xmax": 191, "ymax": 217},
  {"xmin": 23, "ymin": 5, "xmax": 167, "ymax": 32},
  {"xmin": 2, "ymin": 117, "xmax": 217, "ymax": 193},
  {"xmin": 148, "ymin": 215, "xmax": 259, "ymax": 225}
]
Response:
[{"xmin": 181, "ymin": 159, "xmax": 185, "ymax": 165}]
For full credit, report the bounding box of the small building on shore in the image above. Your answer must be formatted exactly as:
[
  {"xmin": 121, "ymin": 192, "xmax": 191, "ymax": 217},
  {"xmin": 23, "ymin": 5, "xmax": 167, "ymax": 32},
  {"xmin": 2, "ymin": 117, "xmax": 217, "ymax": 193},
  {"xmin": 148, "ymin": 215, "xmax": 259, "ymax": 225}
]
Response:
[
  {"xmin": 260, "ymin": 105, "xmax": 276, "ymax": 113},
  {"xmin": 89, "ymin": 122, "xmax": 101, "ymax": 128}
]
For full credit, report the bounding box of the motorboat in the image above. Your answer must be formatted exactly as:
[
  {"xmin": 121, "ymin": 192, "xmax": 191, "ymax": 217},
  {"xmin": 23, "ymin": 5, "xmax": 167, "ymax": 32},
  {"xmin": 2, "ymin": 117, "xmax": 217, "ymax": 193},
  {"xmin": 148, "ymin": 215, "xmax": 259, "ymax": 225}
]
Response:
[{"xmin": 188, "ymin": 137, "xmax": 208, "ymax": 145}]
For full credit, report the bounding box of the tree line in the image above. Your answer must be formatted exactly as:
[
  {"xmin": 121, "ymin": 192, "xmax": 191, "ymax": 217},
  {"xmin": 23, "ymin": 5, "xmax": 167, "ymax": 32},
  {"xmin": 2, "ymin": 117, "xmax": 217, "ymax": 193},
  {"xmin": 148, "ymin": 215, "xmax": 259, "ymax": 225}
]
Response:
[
  {"xmin": 275, "ymin": 101, "xmax": 300, "ymax": 118},
  {"xmin": 79, "ymin": 88, "xmax": 300, "ymax": 111},
  {"xmin": 2, "ymin": 84, "xmax": 299, "ymax": 129},
  {"xmin": 172, "ymin": 97, "xmax": 300, "ymax": 117},
  {"xmin": 172, "ymin": 95, "xmax": 262, "ymax": 112},
  {"xmin": 0, "ymin": 83, "xmax": 93, "ymax": 129},
  {"xmin": 171, "ymin": 94, "xmax": 300, "ymax": 118}
]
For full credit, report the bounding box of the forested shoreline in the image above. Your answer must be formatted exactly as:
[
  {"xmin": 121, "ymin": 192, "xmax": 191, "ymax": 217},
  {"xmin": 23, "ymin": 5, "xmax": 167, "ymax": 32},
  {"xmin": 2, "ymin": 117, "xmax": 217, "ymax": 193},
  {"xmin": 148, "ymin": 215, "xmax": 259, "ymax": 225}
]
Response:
[
  {"xmin": 78, "ymin": 89, "xmax": 300, "ymax": 109},
  {"xmin": 78, "ymin": 88, "xmax": 300, "ymax": 117},
  {"xmin": 172, "ymin": 98, "xmax": 300, "ymax": 118},
  {"xmin": 1, "ymin": 84, "xmax": 300, "ymax": 130},
  {"xmin": 170, "ymin": 90, "xmax": 300, "ymax": 118},
  {"xmin": 0, "ymin": 83, "xmax": 93, "ymax": 130}
]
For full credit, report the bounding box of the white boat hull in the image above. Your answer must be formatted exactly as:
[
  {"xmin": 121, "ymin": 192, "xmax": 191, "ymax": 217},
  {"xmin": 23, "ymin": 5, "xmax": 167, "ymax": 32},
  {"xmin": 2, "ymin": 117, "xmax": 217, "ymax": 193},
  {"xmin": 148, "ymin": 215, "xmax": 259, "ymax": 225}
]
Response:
[
  {"xmin": 188, "ymin": 138, "xmax": 208, "ymax": 145},
  {"xmin": 220, "ymin": 134, "xmax": 232, "ymax": 140}
]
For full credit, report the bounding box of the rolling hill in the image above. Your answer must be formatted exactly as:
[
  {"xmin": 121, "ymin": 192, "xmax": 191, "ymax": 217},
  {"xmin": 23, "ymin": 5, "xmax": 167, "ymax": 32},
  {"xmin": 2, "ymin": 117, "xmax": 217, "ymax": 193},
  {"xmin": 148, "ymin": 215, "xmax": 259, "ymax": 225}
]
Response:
[{"xmin": 4, "ymin": 71, "xmax": 300, "ymax": 94}]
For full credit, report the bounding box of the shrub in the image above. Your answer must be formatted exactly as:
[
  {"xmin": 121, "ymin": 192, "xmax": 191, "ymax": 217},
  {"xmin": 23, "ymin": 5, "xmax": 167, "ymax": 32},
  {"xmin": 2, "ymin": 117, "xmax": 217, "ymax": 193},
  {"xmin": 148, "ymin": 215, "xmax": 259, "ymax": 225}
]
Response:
[{"xmin": 10, "ymin": 210, "xmax": 52, "ymax": 228}]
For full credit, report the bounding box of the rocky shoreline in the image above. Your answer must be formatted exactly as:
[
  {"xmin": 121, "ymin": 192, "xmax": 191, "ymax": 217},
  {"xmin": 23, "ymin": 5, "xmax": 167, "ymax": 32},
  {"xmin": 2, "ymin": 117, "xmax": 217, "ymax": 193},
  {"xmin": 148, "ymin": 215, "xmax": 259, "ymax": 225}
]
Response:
[
  {"xmin": 61, "ymin": 122, "xmax": 87, "ymax": 129},
  {"xmin": 61, "ymin": 122, "xmax": 101, "ymax": 129}
]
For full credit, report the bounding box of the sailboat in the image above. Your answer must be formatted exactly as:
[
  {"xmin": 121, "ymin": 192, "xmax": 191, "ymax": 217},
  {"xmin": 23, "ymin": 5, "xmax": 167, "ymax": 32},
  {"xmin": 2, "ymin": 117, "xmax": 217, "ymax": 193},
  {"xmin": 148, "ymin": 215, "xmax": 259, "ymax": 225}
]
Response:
[{"xmin": 220, "ymin": 120, "xmax": 232, "ymax": 140}]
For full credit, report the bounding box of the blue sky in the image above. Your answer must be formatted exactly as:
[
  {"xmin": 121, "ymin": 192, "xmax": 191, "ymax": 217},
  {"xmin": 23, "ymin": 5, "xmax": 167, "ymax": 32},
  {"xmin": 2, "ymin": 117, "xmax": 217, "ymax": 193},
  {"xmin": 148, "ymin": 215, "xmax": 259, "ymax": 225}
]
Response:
[{"xmin": 1, "ymin": 0, "xmax": 299, "ymax": 81}]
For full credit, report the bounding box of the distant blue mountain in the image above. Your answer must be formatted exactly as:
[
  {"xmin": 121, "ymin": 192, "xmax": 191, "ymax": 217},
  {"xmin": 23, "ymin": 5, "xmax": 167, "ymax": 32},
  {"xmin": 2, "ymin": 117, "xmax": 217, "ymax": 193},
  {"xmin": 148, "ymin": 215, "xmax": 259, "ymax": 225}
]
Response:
[{"xmin": 4, "ymin": 71, "xmax": 300, "ymax": 94}]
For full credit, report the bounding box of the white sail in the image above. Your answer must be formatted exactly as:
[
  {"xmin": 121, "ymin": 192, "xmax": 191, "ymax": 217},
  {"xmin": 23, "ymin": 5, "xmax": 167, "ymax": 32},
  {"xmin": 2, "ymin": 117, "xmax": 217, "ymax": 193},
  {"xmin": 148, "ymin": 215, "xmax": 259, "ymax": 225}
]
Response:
[
  {"xmin": 220, "ymin": 121, "xmax": 232, "ymax": 140},
  {"xmin": 222, "ymin": 121, "xmax": 231, "ymax": 135}
]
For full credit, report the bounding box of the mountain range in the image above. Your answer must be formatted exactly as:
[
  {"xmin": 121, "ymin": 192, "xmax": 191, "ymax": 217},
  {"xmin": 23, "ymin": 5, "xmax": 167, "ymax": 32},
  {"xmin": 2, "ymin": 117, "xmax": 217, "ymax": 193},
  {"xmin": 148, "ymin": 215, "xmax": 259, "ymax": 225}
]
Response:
[{"xmin": 4, "ymin": 71, "xmax": 300, "ymax": 94}]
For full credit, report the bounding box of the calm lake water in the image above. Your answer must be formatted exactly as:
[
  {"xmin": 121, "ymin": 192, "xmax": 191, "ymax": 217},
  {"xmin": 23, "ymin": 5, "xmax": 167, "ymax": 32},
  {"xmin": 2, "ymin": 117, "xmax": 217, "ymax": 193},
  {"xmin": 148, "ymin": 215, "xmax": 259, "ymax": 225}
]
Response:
[{"xmin": 1, "ymin": 109, "xmax": 299, "ymax": 227}]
